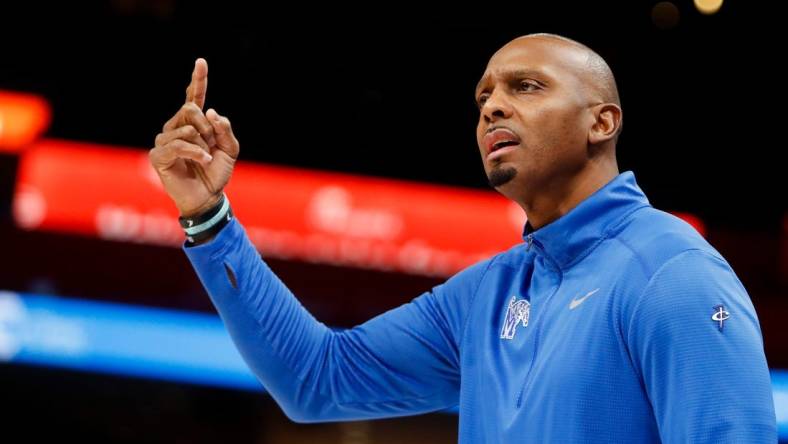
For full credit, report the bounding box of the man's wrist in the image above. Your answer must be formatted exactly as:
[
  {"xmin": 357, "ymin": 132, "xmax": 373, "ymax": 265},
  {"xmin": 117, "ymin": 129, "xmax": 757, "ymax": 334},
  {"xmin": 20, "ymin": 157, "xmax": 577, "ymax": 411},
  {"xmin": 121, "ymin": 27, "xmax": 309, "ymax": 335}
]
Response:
[
  {"xmin": 179, "ymin": 193, "xmax": 234, "ymax": 246},
  {"xmin": 179, "ymin": 193, "xmax": 224, "ymax": 219}
]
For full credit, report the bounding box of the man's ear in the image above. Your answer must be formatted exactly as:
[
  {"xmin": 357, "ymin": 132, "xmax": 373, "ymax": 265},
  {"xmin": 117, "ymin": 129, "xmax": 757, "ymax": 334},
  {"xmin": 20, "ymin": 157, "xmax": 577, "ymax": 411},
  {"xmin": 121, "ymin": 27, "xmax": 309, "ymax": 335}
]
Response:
[{"xmin": 588, "ymin": 103, "xmax": 622, "ymax": 145}]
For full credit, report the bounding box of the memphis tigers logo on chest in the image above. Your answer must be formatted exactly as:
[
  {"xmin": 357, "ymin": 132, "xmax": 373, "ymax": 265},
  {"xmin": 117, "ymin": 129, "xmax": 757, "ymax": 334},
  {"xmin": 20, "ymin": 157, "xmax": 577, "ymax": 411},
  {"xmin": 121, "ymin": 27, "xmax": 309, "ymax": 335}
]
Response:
[{"xmin": 500, "ymin": 295, "xmax": 530, "ymax": 340}]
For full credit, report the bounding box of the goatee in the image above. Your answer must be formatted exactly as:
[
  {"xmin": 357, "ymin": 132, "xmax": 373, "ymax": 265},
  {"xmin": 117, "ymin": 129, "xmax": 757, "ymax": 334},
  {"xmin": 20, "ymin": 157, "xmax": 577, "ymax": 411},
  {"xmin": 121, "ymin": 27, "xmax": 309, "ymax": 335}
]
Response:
[{"xmin": 487, "ymin": 166, "xmax": 517, "ymax": 188}]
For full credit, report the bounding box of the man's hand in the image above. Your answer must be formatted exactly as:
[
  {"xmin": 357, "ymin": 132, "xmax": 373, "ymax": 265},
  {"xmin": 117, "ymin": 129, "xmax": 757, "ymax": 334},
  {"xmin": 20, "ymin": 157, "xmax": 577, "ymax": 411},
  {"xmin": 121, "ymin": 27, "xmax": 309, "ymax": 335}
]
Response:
[{"xmin": 149, "ymin": 58, "xmax": 240, "ymax": 217}]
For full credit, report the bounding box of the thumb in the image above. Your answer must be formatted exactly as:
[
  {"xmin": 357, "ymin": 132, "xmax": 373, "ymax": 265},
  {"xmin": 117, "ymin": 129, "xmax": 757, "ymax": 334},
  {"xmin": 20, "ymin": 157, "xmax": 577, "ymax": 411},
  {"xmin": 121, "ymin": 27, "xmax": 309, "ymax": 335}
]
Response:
[{"xmin": 206, "ymin": 108, "xmax": 239, "ymax": 159}]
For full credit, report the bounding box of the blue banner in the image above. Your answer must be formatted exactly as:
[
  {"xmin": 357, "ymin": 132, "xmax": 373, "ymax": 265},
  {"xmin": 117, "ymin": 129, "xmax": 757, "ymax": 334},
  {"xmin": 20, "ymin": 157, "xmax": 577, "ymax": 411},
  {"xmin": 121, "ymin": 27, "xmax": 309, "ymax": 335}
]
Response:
[{"xmin": 1, "ymin": 289, "xmax": 786, "ymax": 436}]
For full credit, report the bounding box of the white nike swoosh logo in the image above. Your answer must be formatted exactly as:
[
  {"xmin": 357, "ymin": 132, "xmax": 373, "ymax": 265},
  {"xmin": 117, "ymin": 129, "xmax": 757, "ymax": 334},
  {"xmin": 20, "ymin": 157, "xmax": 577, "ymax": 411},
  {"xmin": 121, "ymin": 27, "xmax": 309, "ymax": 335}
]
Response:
[{"xmin": 569, "ymin": 288, "xmax": 600, "ymax": 310}]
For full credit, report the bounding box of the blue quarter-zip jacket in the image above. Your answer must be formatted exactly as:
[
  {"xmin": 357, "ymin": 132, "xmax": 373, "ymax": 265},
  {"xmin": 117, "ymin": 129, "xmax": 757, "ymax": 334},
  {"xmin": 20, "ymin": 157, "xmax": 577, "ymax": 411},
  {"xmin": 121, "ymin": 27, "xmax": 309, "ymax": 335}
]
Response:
[{"xmin": 183, "ymin": 171, "xmax": 776, "ymax": 443}]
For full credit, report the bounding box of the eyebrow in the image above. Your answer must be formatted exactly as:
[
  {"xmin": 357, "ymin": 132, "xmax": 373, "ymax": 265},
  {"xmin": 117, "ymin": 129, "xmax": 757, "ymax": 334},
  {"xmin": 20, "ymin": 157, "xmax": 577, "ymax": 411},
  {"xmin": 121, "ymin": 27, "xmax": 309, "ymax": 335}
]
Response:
[{"xmin": 475, "ymin": 69, "xmax": 548, "ymax": 96}]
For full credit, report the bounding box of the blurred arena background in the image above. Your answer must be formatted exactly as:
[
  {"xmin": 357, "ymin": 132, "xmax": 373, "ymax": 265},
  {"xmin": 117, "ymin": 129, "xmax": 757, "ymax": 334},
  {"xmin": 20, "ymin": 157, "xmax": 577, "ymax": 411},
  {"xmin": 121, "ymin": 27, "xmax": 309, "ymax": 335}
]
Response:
[{"xmin": 1, "ymin": 1, "xmax": 785, "ymax": 442}]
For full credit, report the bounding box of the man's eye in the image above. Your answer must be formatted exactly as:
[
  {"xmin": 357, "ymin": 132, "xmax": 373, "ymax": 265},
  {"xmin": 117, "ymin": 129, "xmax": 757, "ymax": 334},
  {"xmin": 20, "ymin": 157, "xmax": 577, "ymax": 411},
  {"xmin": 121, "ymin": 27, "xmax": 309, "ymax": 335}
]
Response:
[
  {"xmin": 518, "ymin": 81, "xmax": 539, "ymax": 92},
  {"xmin": 477, "ymin": 95, "xmax": 489, "ymax": 108}
]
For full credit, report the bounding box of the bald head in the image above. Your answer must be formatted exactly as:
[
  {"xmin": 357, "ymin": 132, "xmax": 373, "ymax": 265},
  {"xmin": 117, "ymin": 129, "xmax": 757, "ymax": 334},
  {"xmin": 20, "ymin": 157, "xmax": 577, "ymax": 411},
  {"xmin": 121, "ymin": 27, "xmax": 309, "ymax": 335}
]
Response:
[
  {"xmin": 502, "ymin": 33, "xmax": 620, "ymax": 107},
  {"xmin": 475, "ymin": 32, "xmax": 624, "ymax": 208}
]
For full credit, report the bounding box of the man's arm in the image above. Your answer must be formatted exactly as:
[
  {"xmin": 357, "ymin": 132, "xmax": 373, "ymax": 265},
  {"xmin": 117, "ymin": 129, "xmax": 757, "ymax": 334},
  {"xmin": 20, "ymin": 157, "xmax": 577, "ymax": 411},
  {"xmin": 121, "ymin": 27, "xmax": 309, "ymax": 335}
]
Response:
[
  {"xmin": 626, "ymin": 249, "xmax": 777, "ymax": 443},
  {"xmin": 183, "ymin": 216, "xmax": 489, "ymax": 422},
  {"xmin": 154, "ymin": 58, "xmax": 489, "ymax": 422}
]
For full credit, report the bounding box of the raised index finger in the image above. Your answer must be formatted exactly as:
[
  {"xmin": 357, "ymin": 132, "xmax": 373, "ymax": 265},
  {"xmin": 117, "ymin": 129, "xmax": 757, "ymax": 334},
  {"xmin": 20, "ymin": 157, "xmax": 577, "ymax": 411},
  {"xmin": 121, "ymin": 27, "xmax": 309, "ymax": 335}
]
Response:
[{"xmin": 185, "ymin": 58, "xmax": 208, "ymax": 110}]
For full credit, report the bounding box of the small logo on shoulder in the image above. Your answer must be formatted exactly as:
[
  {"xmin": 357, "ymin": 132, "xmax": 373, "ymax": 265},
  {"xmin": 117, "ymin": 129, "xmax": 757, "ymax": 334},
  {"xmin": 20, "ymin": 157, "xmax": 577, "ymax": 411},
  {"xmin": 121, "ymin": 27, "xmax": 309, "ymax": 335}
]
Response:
[
  {"xmin": 711, "ymin": 304, "xmax": 730, "ymax": 331},
  {"xmin": 501, "ymin": 296, "xmax": 530, "ymax": 340}
]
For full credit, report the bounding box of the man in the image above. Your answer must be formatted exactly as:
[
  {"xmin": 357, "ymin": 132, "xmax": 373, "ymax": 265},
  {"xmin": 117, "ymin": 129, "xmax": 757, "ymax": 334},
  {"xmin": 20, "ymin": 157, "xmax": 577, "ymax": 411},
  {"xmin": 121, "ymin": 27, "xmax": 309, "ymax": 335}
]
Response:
[{"xmin": 149, "ymin": 34, "xmax": 777, "ymax": 442}]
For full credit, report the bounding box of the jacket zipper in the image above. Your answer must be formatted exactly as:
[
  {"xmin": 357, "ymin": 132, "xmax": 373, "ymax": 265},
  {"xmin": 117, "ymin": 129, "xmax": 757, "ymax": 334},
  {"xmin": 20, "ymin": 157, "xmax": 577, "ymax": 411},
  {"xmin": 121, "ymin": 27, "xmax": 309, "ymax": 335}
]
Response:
[{"xmin": 515, "ymin": 237, "xmax": 563, "ymax": 408}]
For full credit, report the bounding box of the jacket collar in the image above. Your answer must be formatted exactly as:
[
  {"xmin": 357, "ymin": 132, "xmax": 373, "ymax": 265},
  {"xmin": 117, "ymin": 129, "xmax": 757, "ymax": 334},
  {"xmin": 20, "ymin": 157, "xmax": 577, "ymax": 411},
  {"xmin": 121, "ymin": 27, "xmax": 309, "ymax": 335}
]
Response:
[{"xmin": 522, "ymin": 171, "xmax": 650, "ymax": 270}]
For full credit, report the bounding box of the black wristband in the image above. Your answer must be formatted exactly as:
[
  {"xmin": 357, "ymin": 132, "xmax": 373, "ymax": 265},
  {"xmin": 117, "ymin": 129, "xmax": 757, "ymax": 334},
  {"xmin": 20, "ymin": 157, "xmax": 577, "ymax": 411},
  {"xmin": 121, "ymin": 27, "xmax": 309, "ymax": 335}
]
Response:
[
  {"xmin": 180, "ymin": 193, "xmax": 234, "ymax": 246},
  {"xmin": 184, "ymin": 205, "xmax": 234, "ymax": 245},
  {"xmin": 179, "ymin": 194, "xmax": 226, "ymax": 230}
]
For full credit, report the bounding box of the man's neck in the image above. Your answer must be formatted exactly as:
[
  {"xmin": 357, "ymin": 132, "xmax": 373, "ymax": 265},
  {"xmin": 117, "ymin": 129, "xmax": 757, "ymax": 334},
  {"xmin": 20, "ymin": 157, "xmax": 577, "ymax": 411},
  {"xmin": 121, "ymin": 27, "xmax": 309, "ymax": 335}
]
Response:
[{"xmin": 519, "ymin": 163, "xmax": 619, "ymax": 230}]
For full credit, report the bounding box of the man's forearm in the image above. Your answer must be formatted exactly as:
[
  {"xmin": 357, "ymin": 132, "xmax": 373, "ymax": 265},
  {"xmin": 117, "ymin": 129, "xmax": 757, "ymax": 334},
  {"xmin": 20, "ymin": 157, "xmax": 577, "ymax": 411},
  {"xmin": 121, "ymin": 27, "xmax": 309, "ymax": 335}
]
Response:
[
  {"xmin": 183, "ymin": 217, "xmax": 338, "ymax": 421},
  {"xmin": 182, "ymin": 217, "xmax": 464, "ymax": 423}
]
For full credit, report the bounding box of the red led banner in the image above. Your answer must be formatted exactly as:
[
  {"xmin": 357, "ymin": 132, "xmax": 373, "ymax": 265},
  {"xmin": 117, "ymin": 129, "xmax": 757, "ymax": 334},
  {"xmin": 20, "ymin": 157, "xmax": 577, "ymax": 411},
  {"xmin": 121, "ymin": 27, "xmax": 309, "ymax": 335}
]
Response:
[
  {"xmin": 13, "ymin": 139, "xmax": 706, "ymax": 277},
  {"xmin": 14, "ymin": 139, "xmax": 527, "ymax": 276}
]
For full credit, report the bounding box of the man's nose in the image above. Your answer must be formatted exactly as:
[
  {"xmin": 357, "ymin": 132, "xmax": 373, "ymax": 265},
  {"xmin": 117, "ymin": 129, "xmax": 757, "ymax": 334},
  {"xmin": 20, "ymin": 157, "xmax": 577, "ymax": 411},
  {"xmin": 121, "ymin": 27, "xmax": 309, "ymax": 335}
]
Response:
[{"xmin": 481, "ymin": 90, "xmax": 513, "ymax": 123}]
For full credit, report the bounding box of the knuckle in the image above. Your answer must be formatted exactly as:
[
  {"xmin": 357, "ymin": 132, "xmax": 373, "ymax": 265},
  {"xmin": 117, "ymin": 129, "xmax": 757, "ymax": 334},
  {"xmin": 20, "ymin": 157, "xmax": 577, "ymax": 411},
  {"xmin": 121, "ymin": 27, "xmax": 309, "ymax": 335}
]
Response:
[
  {"xmin": 180, "ymin": 103, "xmax": 196, "ymax": 114},
  {"xmin": 166, "ymin": 139, "xmax": 183, "ymax": 151},
  {"xmin": 187, "ymin": 102, "xmax": 200, "ymax": 114},
  {"xmin": 162, "ymin": 117, "xmax": 176, "ymax": 132},
  {"xmin": 184, "ymin": 125, "xmax": 198, "ymax": 138}
]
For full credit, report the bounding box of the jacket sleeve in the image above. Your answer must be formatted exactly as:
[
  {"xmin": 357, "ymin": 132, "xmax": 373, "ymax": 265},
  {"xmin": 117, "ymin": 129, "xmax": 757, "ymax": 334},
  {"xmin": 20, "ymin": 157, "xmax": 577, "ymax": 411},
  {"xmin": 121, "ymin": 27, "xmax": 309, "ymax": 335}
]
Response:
[
  {"xmin": 183, "ymin": 217, "xmax": 489, "ymax": 422},
  {"xmin": 626, "ymin": 249, "xmax": 777, "ymax": 443}
]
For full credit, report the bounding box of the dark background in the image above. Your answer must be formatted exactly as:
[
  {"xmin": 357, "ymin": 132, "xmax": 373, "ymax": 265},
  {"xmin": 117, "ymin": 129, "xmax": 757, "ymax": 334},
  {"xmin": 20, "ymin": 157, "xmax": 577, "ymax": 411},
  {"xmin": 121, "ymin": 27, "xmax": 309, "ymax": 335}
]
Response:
[
  {"xmin": 1, "ymin": 1, "xmax": 785, "ymax": 442},
  {"xmin": 2, "ymin": 1, "xmax": 783, "ymax": 228}
]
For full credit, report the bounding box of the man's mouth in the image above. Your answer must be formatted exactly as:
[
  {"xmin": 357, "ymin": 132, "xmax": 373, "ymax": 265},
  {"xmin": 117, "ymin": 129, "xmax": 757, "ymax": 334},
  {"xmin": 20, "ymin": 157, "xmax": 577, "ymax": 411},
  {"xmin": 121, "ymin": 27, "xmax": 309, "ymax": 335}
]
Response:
[{"xmin": 483, "ymin": 127, "xmax": 521, "ymax": 159}]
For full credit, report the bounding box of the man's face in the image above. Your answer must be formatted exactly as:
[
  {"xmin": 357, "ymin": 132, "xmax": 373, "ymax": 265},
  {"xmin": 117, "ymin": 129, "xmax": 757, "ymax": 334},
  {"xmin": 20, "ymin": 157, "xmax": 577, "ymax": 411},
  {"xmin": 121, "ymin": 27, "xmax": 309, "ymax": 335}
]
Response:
[{"xmin": 475, "ymin": 38, "xmax": 594, "ymax": 195}]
